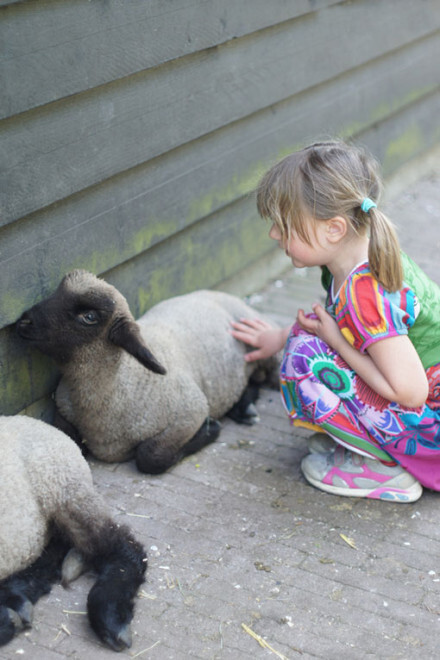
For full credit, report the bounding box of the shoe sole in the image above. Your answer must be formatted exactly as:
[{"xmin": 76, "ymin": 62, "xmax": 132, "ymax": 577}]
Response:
[{"xmin": 302, "ymin": 470, "xmax": 423, "ymax": 503}]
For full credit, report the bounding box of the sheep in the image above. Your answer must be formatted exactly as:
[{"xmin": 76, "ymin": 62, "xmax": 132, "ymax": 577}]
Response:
[
  {"xmin": 0, "ymin": 415, "xmax": 147, "ymax": 651},
  {"xmin": 17, "ymin": 270, "xmax": 278, "ymax": 474}
]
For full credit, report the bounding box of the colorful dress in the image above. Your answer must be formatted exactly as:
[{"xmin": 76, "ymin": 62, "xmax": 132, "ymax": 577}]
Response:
[{"xmin": 280, "ymin": 252, "xmax": 440, "ymax": 490}]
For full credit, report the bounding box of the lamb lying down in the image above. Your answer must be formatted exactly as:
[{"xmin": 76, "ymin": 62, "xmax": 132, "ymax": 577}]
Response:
[
  {"xmin": 0, "ymin": 415, "xmax": 147, "ymax": 651},
  {"xmin": 17, "ymin": 270, "xmax": 278, "ymax": 474}
]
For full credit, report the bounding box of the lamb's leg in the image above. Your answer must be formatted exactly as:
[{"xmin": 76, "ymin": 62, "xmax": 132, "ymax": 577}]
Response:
[
  {"xmin": 85, "ymin": 524, "xmax": 147, "ymax": 651},
  {"xmin": 135, "ymin": 417, "xmax": 221, "ymax": 474},
  {"xmin": 0, "ymin": 534, "xmax": 70, "ymax": 646},
  {"xmin": 178, "ymin": 417, "xmax": 221, "ymax": 457},
  {"xmin": 226, "ymin": 383, "xmax": 260, "ymax": 425},
  {"xmin": 55, "ymin": 499, "xmax": 147, "ymax": 652}
]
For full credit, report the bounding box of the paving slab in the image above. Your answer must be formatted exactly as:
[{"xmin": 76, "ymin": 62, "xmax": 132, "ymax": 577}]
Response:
[{"xmin": 2, "ymin": 152, "xmax": 440, "ymax": 659}]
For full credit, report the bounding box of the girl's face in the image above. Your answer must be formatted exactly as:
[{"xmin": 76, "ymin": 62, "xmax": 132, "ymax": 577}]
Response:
[{"xmin": 269, "ymin": 220, "xmax": 328, "ymax": 268}]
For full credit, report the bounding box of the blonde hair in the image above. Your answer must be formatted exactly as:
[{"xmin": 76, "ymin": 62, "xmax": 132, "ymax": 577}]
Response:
[{"xmin": 257, "ymin": 140, "xmax": 403, "ymax": 291}]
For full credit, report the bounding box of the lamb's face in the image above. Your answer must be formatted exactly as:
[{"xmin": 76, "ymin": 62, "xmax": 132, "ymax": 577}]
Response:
[
  {"xmin": 16, "ymin": 271, "xmax": 120, "ymax": 363},
  {"xmin": 17, "ymin": 270, "xmax": 166, "ymax": 374}
]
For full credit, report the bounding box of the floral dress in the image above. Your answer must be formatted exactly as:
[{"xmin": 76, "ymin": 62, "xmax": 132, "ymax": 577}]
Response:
[{"xmin": 280, "ymin": 252, "xmax": 440, "ymax": 490}]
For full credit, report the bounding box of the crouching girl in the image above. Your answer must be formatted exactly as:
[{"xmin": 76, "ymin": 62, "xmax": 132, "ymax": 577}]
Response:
[{"xmin": 231, "ymin": 140, "xmax": 440, "ymax": 502}]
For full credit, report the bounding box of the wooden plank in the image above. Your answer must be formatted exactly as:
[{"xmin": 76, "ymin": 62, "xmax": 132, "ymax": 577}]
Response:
[
  {"xmin": 359, "ymin": 89, "xmax": 440, "ymax": 179},
  {"xmin": 0, "ymin": 0, "xmax": 340, "ymax": 119},
  {"xmin": 0, "ymin": 323, "xmax": 59, "ymax": 416},
  {"xmin": 2, "ymin": 1, "xmax": 439, "ymax": 226},
  {"xmin": 1, "ymin": 33, "xmax": 439, "ymax": 327}
]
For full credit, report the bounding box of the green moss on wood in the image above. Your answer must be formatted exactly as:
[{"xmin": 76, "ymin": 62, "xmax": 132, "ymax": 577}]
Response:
[{"xmin": 383, "ymin": 124, "xmax": 425, "ymax": 175}]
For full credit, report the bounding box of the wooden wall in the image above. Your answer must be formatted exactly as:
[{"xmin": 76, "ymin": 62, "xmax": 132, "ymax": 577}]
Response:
[{"xmin": 1, "ymin": 0, "xmax": 440, "ymax": 418}]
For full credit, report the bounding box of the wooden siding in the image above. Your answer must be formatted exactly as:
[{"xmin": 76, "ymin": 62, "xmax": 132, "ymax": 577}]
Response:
[{"xmin": 1, "ymin": 0, "xmax": 440, "ymax": 417}]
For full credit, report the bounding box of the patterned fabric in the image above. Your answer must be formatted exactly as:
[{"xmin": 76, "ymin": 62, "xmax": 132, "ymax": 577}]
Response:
[
  {"xmin": 281, "ymin": 328, "xmax": 440, "ymax": 490},
  {"xmin": 325, "ymin": 264, "xmax": 418, "ymax": 353},
  {"xmin": 321, "ymin": 252, "xmax": 440, "ymax": 369},
  {"xmin": 426, "ymin": 363, "xmax": 440, "ymax": 410},
  {"xmin": 281, "ymin": 254, "xmax": 440, "ymax": 491}
]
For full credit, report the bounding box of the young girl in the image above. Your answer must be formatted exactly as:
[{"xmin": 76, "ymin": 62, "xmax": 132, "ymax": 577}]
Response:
[{"xmin": 231, "ymin": 140, "xmax": 440, "ymax": 503}]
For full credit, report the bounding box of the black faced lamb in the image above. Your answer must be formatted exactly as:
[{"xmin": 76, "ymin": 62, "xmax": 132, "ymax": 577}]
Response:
[
  {"xmin": 0, "ymin": 415, "xmax": 147, "ymax": 651},
  {"xmin": 17, "ymin": 270, "xmax": 278, "ymax": 474}
]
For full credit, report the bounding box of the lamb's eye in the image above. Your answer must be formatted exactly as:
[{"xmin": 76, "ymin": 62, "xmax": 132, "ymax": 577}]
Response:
[{"xmin": 79, "ymin": 311, "xmax": 99, "ymax": 325}]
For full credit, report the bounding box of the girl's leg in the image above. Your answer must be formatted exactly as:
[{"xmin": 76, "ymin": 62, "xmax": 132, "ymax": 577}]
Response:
[
  {"xmin": 281, "ymin": 330, "xmax": 440, "ymax": 498},
  {"xmin": 281, "ymin": 329, "xmax": 394, "ymax": 462}
]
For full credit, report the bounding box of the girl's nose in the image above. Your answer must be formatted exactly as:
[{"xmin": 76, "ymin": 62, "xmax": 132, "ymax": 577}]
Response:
[{"xmin": 269, "ymin": 223, "xmax": 282, "ymax": 241}]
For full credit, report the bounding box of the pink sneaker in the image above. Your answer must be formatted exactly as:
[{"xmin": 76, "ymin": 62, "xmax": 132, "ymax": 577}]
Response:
[{"xmin": 301, "ymin": 446, "xmax": 422, "ymax": 502}]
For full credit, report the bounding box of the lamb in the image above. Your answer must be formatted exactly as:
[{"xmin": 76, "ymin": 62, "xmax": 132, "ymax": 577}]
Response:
[
  {"xmin": 17, "ymin": 269, "xmax": 278, "ymax": 474},
  {"xmin": 0, "ymin": 415, "xmax": 147, "ymax": 651}
]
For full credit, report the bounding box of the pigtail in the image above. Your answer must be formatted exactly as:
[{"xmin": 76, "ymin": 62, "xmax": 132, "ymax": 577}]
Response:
[{"xmin": 368, "ymin": 208, "xmax": 403, "ymax": 291}]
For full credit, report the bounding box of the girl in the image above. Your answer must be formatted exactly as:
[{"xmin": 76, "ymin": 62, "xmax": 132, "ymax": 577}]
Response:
[{"xmin": 231, "ymin": 140, "xmax": 440, "ymax": 503}]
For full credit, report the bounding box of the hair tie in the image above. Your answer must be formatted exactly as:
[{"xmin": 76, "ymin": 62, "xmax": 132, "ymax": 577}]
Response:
[{"xmin": 361, "ymin": 197, "xmax": 377, "ymax": 213}]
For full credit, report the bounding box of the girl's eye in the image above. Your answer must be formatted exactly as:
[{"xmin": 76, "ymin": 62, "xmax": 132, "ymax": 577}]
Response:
[{"xmin": 79, "ymin": 311, "xmax": 99, "ymax": 325}]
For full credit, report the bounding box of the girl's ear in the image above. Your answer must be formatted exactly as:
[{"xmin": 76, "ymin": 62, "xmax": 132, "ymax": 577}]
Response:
[{"xmin": 325, "ymin": 216, "xmax": 347, "ymax": 243}]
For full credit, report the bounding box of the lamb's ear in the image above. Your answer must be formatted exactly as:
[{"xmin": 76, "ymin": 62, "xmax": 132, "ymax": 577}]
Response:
[{"xmin": 108, "ymin": 318, "xmax": 166, "ymax": 375}]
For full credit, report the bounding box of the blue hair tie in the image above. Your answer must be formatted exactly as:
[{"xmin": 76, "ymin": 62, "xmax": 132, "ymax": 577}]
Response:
[{"xmin": 361, "ymin": 197, "xmax": 377, "ymax": 213}]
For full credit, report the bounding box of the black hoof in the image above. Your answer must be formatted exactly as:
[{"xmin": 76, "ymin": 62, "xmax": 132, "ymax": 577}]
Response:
[
  {"xmin": 0, "ymin": 606, "xmax": 23, "ymax": 646},
  {"xmin": 88, "ymin": 586, "xmax": 134, "ymax": 651}
]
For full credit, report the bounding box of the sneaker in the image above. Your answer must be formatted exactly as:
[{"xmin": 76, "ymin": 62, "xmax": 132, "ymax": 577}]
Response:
[
  {"xmin": 307, "ymin": 432, "xmax": 336, "ymax": 454},
  {"xmin": 301, "ymin": 446, "xmax": 422, "ymax": 502}
]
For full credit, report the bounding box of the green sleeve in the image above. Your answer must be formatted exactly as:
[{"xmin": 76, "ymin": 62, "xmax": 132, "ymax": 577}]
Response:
[{"xmin": 401, "ymin": 251, "xmax": 440, "ymax": 369}]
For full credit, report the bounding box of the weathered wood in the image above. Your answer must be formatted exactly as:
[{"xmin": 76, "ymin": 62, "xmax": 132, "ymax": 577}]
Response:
[
  {"xmin": 0, "ymin": 322, "xmax": 59, "ymax": 416},
  {"xmin": 359, "ymin": 89, "xmax": 440, "ymax": 180},
  {"xmin": 1, "ymin": 1, "xmax": 439, "ymax": 226},
  {"xmin": 1, "ymin": 33, "xmax": 439, "ymax": 327},
  {"xmin": 0, "ymin": 0, "xmax": 341, "ymax": 119}
]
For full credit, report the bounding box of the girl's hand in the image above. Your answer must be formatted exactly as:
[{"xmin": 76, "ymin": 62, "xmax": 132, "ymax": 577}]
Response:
[
  {"xmin": 297, "ymin": 304, "xmax": 344, "ymax": 351},
  {"xmin": 230, "ymin": 318, "xmax": 289, "ymax": 362}
]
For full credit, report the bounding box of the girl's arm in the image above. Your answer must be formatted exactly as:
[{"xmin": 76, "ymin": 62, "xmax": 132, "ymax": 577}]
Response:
[
  {"xmin": 298, "ymin": 304, "xmax": 429, "ymax": 408},
  {"xmin": 230, "ymin": 318, "xmax": 290, "ymax": 362}
]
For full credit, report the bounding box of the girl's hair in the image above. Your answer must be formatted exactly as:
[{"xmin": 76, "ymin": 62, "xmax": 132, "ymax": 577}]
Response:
[{"xmin": 257, "ymin": 140, "xmax": 403, "ymax": 291}]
